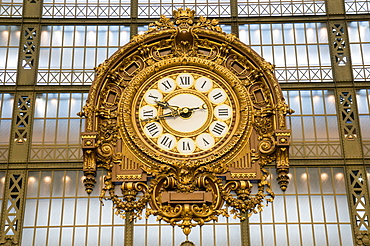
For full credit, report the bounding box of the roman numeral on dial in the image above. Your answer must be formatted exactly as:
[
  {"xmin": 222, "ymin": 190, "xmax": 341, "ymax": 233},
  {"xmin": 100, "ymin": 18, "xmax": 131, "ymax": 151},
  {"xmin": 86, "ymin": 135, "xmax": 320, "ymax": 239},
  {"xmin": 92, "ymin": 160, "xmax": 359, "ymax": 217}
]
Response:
[
  {"xmin": 158, "ymin": 134, "xmax": 176, "ymax": 150},
  {"xmin": 214, "ymin": 104, "xmax": 232, "ymax": 120},
  {"xmin": 176, "ymin": 73, "xmax": 194, "ymax": 89},
  {"xmin": 196, "ymin": 133, "xmax": 215, "ymax": 150},
  {"xmin": 209, "ymin": 121, "xmax": 228, "ymax": 137},
  {"xmin": 139, "ymin": 105, "xmax": 157, "ymax": 120},
  {"xmin": 144, "ymin": 89, "xmax": 163, "ymax": 105},
  {"xmin": 209, "ymin": 88, "xmax": 227, "ymax": 104},
  {"xmin": 177, "ymin": 138, "xmax": 195, "ymax": 154},
  {"xmin": 158, "ymin": 77, "xmax": 175, "ymax": 93},
  {"xmin": 144, "ymin": 122, "xmax": 162, "ymax": 138},
  {"xmin": 195, "ymin": 77, "xmax": 213, "ymax": 92}
]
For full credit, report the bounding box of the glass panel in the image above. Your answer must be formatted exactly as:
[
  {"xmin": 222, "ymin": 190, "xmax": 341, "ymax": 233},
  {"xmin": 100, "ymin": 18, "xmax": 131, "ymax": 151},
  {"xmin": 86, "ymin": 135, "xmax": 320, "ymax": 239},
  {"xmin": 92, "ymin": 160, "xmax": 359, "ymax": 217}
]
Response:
[
  {"xmin": 31, "ymin": 93, "xmax": 86, "ymax": 161},
  {"xmin": 349, "ymin": 22, "xmax": 370, "ymax": 81},
  {"xmin": 250, "ymin": 167, "xmax": 351, "ymax": 246},
  {"xmin": 43, "ymin": 0, "xmax": 131, "ymax": 18},
  {"xmin": 37, "ymin": 26, "xmax": 130, "ymax": 85},
  {"xmin": 345, "ymin": 1, "xmax": 370, "ymax": 14},
  {"xmin": 0, "ymin": 93, "xmax": 14, "ymax": 162},
  {"xmin": 0, "ymin": 26, "xmax": 19, "ymax": 84},
  {"xmin": 238, "ymin": 0, "xmax": 326, "ymax": 16},
  {"xmin": 284, "ymin": 90, "xmax": 341, "ymax": 158},
  {"xmin": 239, "ymin": 23, "xmax": 331, "ymax": 82}
]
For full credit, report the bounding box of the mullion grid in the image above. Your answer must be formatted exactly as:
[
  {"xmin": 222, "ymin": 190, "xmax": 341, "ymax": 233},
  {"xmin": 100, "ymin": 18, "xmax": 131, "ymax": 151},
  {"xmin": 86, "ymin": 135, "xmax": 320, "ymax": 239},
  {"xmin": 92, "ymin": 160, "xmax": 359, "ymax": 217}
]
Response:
[
  {"xmin": 0, "ymin": 26, "xmax": 20, "ymax": 85},
  {"xmin": 42, "ymin": 0, "xmax": 131, "ymax": 18},
  {"xmin": 348, "ymin": 21, "xmax": 370, "ymax": 81},
  {"xmin": 284, "ymin": 90, "xmax": 341, "ymax": 158},
  {"xmin": 239, "ymin": 23, "xmax": 332, "ymax": 83},
  {"xmin": 23, "ymin": 170, "xmax": 121, "ymax": 245},
  {"xmin": 134, "ymin": 205, "xmax": 239, "ymax": 245},
  {"xmin": 0, "ymin": 93, "xmax": 14, "ymax": 162},
  {"xmin": 237, "ymin": 0, "xmax": 326, "ymax": 16},
  {"xmin": 30, "ymin": 93, "xmax": 86, "ymax": 161},
  {"xmin": 250, "ymin": 167, "xmax": 351, "ymax": 245},
  {"xmin": 357, "ymin": 89, "xmax": 370, "ymax": 157},
  {"xmin": 0, "ymin": 0, "xmax": 23, "ymax": 18},
  {"xmin": 345, "ymin": 0, "xmax": 370, "ymax": 14},
  {"xmin": 137, "ymin": 0, "xmax": 231, "ymax": 18},
  {"xmin": 37, "ymin": 25, "xmax": 129, "ymax": 85}
]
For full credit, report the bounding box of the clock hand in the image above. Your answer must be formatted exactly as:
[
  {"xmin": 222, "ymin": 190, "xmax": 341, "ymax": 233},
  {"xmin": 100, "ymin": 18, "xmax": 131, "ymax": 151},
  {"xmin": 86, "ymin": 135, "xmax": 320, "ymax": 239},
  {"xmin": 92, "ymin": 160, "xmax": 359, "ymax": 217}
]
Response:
[
  {"xmin": 141, "ymin": 104, "xmax": 206, "ymax": 122},
  {"xmin": 155, "ymin": 100, "xmax": 180, "ymax": 112},
  {"xmin": 140, "ymin": 110, "xmax": 180, "ymax": 122},
  {"xmin": 180, "ymin": 103, "xmax": 207, "ymax": 114}
]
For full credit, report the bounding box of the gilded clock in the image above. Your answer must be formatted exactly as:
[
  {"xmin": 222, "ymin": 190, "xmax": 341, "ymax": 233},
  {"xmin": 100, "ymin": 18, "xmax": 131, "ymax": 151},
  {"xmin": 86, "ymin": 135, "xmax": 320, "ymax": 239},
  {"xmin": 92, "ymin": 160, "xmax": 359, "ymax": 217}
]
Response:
[
  {"xmin": 120, "ymin": 60, "xmax": 251, "ymax": 167},
  {"xmin": 81, "ymin": 9, "xmax": 291, "ymax": 237},
  {"xmin": 130, "ymin": 66, "xmax": 240, "ymax": 163}
]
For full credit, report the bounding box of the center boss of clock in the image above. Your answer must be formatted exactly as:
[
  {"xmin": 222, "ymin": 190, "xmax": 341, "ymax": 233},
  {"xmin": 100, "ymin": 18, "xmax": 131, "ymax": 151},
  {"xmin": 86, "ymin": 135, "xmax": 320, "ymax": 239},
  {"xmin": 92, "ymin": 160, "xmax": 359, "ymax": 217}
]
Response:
[{"xmin": 132, "ymin": 67, "xmax": 239, "ymax": 159}]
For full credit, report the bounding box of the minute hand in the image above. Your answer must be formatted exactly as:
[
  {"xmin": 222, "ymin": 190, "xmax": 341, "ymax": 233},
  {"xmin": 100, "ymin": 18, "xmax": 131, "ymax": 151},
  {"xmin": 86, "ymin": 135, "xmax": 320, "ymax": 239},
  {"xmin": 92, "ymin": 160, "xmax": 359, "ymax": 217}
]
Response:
[{"xmin": 180, "ymin": 104, "xmax": 207, "ymax": 113}]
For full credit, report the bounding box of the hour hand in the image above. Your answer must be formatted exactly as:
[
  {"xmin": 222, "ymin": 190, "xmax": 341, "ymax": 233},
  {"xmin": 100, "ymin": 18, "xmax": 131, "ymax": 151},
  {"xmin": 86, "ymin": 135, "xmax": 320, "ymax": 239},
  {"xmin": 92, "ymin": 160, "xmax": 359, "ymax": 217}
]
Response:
[
  {"xmin": 155, "ymin": 100, "xmax": 170, "ymax": 109},
  {"xmin": 140, "ymin": 110, "xmax": 179, "ymax": 122},
  {"xmin": 155, "ymin": 100, "xmax": 179, "ymax": 111}
]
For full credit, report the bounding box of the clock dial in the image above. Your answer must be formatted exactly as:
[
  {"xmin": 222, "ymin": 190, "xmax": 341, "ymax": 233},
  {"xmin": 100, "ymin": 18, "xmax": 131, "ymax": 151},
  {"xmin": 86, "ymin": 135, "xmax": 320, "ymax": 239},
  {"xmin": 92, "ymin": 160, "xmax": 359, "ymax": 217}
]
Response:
[
  {"xmin": 130, "ymin": 66, "xmax": 240, "ymax": 161},
  {"xmin": 161, "ymin": 92, "xmax": 209, "ymax": 134}
]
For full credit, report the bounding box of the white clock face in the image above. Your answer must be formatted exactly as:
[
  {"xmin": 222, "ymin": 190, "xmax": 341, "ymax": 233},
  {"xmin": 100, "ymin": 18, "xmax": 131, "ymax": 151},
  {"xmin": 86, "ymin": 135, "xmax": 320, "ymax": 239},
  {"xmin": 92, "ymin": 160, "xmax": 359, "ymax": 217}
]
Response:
[
  {"xmin": 162, "ymin": 93, "xmax": 208, "ymax": 133},
  {"xmin": 135, "ymin": 70, "xmax": 236, "ymax": 158}
]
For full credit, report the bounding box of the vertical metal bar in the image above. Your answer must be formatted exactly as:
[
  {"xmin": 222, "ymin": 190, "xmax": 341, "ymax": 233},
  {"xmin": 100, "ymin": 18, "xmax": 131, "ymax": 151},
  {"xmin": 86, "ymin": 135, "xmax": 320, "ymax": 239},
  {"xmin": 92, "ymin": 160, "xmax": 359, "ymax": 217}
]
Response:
[
  {"xmin": 124, "ymin": 211, "xmax": 134, "ymax": 246},
  {"xmin": 240, "ymin": 212, "xmax": 250, "ymax": 246},
  {"xmin": 304, "ymin": 167, "xmax": 316, "ymax": 246}
]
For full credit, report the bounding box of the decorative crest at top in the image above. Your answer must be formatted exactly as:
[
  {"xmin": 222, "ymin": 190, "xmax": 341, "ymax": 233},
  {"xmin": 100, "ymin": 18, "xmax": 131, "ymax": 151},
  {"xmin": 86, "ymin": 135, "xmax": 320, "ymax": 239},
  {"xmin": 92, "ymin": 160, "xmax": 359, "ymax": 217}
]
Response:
[
  {"xmin": 141, "ymin": 8, "xmax": 227, "ymax": 37},
  {"xmin": 173, "ymin": 8, "xmax": 195, "ymax": 24}
]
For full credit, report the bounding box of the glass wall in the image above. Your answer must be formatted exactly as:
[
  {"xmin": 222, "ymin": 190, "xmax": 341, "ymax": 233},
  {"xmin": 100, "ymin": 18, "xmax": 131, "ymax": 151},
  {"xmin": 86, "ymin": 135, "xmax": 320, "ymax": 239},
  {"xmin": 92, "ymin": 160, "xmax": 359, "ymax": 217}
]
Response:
[
  {"xmin": 23, "ymin": 167, "xmax": 351, "ymax": 246},
  {"xmin": 137, "ymin": 0, "xmax": 231, "ymax": 18},
  {"xmin": 356, "ymin": 89, "xmax": 370, "ymax": 157},
  {"xmin": 237, "ymin": 0, "xmax": 326, "ymax": 16},
  {"xmin": 348, "ymin": 21, "xmax": 370, "ymax": 81},
  {"xmin": 1, "ymin": 0, "xmax": 370, "ymax": 245},
  {"xmin": 42, "ymin": 0, "xmax": 131, "ymax": 18}
]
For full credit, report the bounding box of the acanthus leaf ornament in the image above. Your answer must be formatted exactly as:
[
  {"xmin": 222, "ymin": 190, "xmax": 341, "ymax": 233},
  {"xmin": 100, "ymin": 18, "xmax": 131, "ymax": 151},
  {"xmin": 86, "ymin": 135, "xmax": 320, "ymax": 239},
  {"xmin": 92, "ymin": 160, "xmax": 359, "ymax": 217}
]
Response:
[{"xmin": 81, "ymin": 9, "xmax": 291, "ymax": 236}]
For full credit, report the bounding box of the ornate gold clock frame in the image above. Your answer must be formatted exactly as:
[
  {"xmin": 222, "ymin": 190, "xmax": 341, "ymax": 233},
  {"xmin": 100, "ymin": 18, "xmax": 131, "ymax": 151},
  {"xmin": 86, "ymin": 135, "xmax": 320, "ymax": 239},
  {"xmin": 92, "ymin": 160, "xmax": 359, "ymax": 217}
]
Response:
[{"xmin": 80, "ymin": 9, "xmax": 292, "ymax": 236}]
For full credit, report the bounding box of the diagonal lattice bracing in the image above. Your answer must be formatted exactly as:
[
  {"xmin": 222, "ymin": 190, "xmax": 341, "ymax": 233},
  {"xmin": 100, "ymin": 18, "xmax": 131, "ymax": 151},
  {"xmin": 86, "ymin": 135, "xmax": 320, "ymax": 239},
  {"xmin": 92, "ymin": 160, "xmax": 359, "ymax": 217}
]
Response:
[
  {"xmin": 1, "ymin": 172, "xmax": 26, "ymax": 242},
  {"xmin": 339, "ymin": 91, "xmax": 357, "ymax": 139},
  {"xmin": 348, "ymin": 169, "xmax": 370, "ymax": 232}
]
